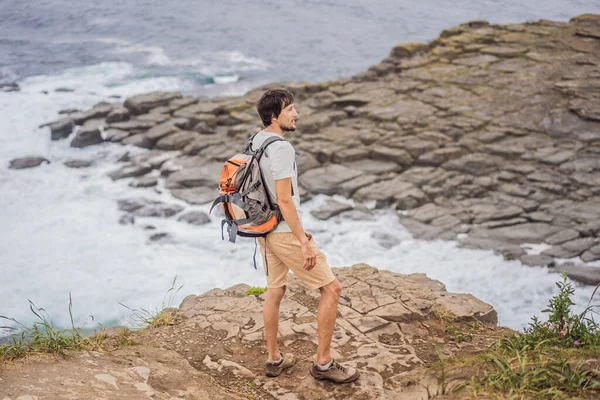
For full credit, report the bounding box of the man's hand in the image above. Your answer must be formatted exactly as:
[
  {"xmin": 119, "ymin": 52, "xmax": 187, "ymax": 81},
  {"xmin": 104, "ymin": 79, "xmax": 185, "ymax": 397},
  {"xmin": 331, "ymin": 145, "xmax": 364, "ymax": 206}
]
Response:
[{"xmin": 301, "ymin": 239, "xmax": 317, "ymax": 271}]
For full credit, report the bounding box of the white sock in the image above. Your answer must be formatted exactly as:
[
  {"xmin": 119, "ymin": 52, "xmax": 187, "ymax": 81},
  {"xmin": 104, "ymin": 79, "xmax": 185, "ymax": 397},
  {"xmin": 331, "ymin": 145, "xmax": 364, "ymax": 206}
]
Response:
[
  {"xmin": 317, "ymin": 358, "xmax": 333, "ymax": 371},
  {"xmin": 270, "ymin": 354, "xmax": 283, "ymax": 365}
]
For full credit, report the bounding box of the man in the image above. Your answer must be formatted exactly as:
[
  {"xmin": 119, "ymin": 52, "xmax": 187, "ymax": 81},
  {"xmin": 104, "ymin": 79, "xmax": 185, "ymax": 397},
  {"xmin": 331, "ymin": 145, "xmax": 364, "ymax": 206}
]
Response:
[{"xmin": 252, "ymin": 89, "xmax": 359, "ymax": 383}]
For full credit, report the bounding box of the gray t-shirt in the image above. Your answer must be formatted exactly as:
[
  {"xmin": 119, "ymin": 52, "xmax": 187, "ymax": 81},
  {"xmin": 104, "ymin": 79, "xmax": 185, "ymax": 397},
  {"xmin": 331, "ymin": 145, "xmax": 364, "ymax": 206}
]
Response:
[{"xmin": 252, "ymin": 130, "xmax": 302, "ymax": 233}]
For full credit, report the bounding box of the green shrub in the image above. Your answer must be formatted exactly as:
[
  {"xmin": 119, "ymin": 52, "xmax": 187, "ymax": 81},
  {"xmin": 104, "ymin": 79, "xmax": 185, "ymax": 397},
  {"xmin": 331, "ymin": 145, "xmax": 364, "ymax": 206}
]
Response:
[{"xmin": 245, "ymin": 287, "xmax": 268, "ymax": 297}]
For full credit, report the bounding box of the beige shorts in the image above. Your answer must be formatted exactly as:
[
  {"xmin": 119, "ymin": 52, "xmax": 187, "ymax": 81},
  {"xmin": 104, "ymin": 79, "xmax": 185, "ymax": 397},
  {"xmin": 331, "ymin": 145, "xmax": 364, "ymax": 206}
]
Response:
[{"xmin": 257, "ymin": 233, "xmax": 336, "ymax": 290}]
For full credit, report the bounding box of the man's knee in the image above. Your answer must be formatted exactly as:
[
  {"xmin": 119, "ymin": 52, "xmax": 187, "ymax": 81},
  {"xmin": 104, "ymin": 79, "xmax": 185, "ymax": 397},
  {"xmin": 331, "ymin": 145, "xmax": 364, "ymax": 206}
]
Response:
[
  {"xmin": 321, "ymin": 279, "xmax": 342, "ymax": 297},
  {"xmin": 266, "ymin": 286, "xmax": 286, "ymax": 302}
]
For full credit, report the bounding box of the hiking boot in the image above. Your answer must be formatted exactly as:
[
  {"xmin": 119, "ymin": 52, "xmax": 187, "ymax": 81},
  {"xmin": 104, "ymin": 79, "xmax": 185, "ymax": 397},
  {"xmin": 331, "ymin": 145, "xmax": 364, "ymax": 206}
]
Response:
[
  {"xmin": 310, "ymin": 359, "xmax": 360, "ymax": 383},
  {"xmin": 265, "ymin": 353, "xmax": 296, "ymax": 377}
]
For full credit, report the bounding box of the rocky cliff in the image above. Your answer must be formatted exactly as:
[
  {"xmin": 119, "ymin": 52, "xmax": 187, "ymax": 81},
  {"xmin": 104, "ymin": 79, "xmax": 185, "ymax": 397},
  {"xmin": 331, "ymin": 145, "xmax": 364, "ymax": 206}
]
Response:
[
  {"xmin": 19, "ymin": 13, "xmax": 600, "ymax": 284},
  {"xmin": 0, "ymin": 264, "xmax": 507, "ymax": 399}
]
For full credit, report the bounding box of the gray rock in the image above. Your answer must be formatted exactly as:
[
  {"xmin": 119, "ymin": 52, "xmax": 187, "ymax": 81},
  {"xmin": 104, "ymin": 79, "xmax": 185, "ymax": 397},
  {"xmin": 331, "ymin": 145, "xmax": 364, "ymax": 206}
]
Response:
[
  {"xmin": 542, "ymin": 238, "xmax": 598, "ymax": 259},
  {"xmin": 107, "ymin": 119, "xmax": 156, "ymax": 133},
  {"xmin": 117, "ymin": 198, "xmax": 161, "ymax": 213},
  {"xmin": 156, "ymin": 131, "xmax": 200, "ymax": 151},
  {"xmin": 104, "ymin": 129, "xmax": 130, "ymax": 142},
  {"xmin": 0, "ymin": 82, "xmax": 20, "ymax": 92},
  {"xmin": 406, "ymin": 203, "xmax": 447, "ymax": 224},
  {"xmin": 338, "ymin": 209, "xmax": 375, "ymax": 221},
  {"xmin": 444, "ymin": 153, "xmax": 501, "ymax": 176},
  {"xmin": 398, "ymin": 217, "xmax": 445, "ymax": 240},
  {"xmin": 372, "ymin": 232, "xmax": 401, "ymax": 249},
  {"xmin": 581, "ymin": 245, "xmax": 600, "ymax": 262},
  {"xmin": 146, "ymin": 122, "xmax": 180, "ymax": 142},
  {"xmin": 331, "ymin": 148, "xmax": 369, "ymax": 163},
  {"xmin": 64, "ymin": 160, "xmax": 92, "ymax": 168},
  {"xmin": 417, "ymin": 147, "xmax": 466, "ymax": 166},
  {"xmin": 556, "ymin": 262, "xmax": 600, "ymax": 285},
  {"xmin": 134, "ymin": 203, "xmax": 184, "ymax": 218},
  {"xmin": 122, "ymin": 133, "xmax": 155, "ymax": 149},
  {"xmin": 124, "ymin": 91, "xmax": 182, "ymax": 115},
  {"xmin": 131, "ymin": 150, "xmax": 180, "ymax": 169},
  {"xmin": 339, "ymin": 174, "xmax": 380, "ymax": 197},
  {"xmin": 471, "ymin": 203, "xmax": 523, "ymax": 224},
  {"xmin": 177, "ymin": 211, "xmax": 211, "ymax": 225},
  {"xmin": 119, "ymin": 214, "xmax": 135, "ymax": 225},
  {"xmin": 70, "ymin": 125, "xmax": 103, "ymax": 148},
  {"xmin": 469, "ymin": 223, "xmax": 561, "ymax": 244},
  {"xmin": 105, "ymin": 107, "xmax": 130, "ymax": 123},
  {"xmin": 575, "ymin": 219, "xmax": 600, "ymax": 237},
  {"xmin": 172, "ymin": 187, "xmax": 217, "ymax": 205},
  {"xmin": 55, "ymin": 87, "xmax": 75, "ymax": 92},
  {"xmin": 546, "ymin": 229, "xmax": 580, "ymax": 245},
  {"xmin": 149, "ymin": 232, "xmax": 172, "ymax": 242},
  {"xmin": 480, "ymin": 218, "xmax": 528, "ymax": 229},
  {"xmin": 520, "ymin": 254, "xmax": 555, "ymax": 267},
  {"xmin": 457, "ymin": 236, "xmax": 525, "ymax": 260},
  {"xmin": 48, "ymin": 118, "xmax": 75, "ymax": 140},
  {"xmin": 136, "ymin": 112, "xmax": 170, "ymax": 124},
  {"xmin": 129, "ymin": 176, "xmax": 158, "ymax": 188},
  {"xmin": 310, "ymin": 199, "xmax": 353, "ymax": 220},
  {"xmin": 58, "ymin": 108, "xmax": 80, "ymax": 115},
  {"xmin": 166, "ymin": 164, "xmax": 222, "ymax": 189},
  {"xmin": 69, "ymin": 104, "xmax": 113, "ymax": 125},
  {"xmin": 9, "ymin": 156, "xmax": 50, "ymax": 170},
  {"xmin": 370, "ymin": 147, "xmax": 413, "ymax": 166},
  {"xmin": 345, "ymin": 160, "xmax": 399, "ymax": 174},
  {"xmin": 299, "ymin": 164, "xmax": 363, "ymax": 195},
  {"xmin": 108, "ymin": 163, "xmax": 153, "ymax": 181}
]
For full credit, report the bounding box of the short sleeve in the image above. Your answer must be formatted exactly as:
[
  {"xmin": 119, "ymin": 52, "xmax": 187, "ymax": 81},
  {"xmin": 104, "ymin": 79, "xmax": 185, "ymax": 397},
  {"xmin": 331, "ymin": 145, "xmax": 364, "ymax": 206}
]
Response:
[{"xmin": 269, "ymin": 142, "xmax": 296, "ymax": 180}]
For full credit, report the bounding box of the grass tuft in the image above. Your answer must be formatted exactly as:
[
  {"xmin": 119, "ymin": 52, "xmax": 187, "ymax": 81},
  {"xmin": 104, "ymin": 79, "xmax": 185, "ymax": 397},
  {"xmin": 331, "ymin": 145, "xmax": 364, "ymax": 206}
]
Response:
[
  {"xmin": 432, "ymin": 271, "xmax": 600, "ymax": 399},
  {"xmin": 245, "ymin": 287, "xmax": 268, "ymax": 297},
  {"xmin": 0, "ymin": 294, "xmax": 104, "ymax": 361},
  {"xmin": 119, "ymin": 276, "xmax": 183, "ymax": 329}
]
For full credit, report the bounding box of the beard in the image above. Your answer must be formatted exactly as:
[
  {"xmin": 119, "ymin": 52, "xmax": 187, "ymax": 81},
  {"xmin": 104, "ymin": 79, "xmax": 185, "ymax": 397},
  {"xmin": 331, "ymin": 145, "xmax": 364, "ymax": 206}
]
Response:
[{"xmin": 281, "ymin": 121, "xmax": 296, "ymax": 132}]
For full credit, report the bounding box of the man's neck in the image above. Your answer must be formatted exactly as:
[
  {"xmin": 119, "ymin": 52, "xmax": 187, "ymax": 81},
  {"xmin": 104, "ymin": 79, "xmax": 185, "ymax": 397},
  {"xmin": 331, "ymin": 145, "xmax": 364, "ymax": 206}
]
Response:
[{"xmin": 264, "ymin": 124, "xmax": 285, "ymax": 137}]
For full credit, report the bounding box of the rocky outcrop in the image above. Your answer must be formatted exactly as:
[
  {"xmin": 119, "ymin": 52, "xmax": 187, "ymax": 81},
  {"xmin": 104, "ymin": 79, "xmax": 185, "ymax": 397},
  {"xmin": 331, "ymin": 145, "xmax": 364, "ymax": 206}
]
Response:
[
  {"xmin": 38, "ymin": 15, "xmax": 600, "ymax": 284},
  {"xmin": 0, "ymin": 264, "xmax": 508, "ymax": 400}
]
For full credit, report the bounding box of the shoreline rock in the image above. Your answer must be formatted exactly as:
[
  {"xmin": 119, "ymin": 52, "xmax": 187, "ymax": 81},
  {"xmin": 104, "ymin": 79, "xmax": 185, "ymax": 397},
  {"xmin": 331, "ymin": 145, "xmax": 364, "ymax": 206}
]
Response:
[{"xmin": 36, "ymin": 14, "xmax": 600, "ymax": 285}]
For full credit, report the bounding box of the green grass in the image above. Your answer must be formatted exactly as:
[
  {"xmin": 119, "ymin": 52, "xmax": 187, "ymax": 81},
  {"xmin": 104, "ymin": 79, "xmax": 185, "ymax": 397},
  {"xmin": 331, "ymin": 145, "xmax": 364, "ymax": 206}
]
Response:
[
  {"xmin": 432, "ymin": 272, "xmax": 600, "ymax": 399},
  {"xmin": 119, "ymin": 276, "xmax": 183, "ymax": 329},
  {"xmin": 245, "ymin": 287, "xmax": 268, "ymax": 297},
  {"xmin": 0, "ymin": 294, "xmax": 104, "ymax": 361}
]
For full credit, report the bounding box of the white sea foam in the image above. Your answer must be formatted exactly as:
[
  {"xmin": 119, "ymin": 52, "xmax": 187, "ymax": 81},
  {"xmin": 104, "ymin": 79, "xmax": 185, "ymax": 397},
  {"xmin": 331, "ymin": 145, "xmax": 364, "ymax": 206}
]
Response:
[{"xmin": 1, "ymin": 63, "xmax": 597, "ymax": 337}]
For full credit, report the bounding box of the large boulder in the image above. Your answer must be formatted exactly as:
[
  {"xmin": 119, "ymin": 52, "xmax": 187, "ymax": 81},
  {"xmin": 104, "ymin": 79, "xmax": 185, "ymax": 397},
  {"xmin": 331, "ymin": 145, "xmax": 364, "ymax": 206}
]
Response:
[
  {"xmin": 46, "ymin": 118, "xmax": 75, "ymax": 140},
  {"xmin": 70, "ymin": 124, "xmax": 103, "ymax": 148}
]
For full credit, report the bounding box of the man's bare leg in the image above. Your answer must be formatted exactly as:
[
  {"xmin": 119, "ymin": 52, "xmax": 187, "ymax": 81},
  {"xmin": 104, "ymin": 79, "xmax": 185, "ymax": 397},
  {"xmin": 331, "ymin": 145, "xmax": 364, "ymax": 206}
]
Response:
[
  {"xmin": 263, "ymin": 286, "xmax": 286, "ymax": 362},
  {"xmin": 316, "ymin": 279, "xmax": 343, "ymax": 365}
]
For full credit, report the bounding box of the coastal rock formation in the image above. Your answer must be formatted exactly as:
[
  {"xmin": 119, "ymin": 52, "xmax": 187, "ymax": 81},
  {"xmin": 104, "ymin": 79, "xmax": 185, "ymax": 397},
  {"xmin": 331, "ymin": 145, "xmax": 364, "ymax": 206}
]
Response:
[
  {"xmin": 38, "ymin": 14, "xmax": 600, "ymax": 284},
  {"xmin": 0, "ymin": 264, "xmax": 507, "ymax": 399}
]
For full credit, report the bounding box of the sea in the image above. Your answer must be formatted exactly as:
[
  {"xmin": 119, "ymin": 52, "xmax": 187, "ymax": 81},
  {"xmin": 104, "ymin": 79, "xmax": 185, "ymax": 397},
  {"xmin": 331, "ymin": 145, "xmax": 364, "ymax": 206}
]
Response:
[{"xmin": 1, "ymin": 0, "xmax": 599, "ymax": 335}]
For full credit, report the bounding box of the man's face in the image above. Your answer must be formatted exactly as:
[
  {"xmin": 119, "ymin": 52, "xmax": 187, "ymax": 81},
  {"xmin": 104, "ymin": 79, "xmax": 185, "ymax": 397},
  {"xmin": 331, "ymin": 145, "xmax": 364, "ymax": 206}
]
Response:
[{"xmin": 275, "ymin": 102, "xmax": 298, "ymax": 132}]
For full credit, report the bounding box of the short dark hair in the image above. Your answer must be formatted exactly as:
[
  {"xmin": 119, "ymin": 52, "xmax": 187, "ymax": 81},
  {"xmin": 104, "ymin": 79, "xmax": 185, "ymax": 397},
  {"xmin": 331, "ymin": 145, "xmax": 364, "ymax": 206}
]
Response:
[{"xmin": 257, "ymin": 89, "xmax": 294, "ymax": 127}]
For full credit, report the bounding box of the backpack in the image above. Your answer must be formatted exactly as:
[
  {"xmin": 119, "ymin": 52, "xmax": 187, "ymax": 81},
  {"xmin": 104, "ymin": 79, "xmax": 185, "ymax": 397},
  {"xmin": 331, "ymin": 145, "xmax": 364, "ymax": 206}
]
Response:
[{"xmin": 210, "ymin": 135, "xmax": 284, "ymax": 245}]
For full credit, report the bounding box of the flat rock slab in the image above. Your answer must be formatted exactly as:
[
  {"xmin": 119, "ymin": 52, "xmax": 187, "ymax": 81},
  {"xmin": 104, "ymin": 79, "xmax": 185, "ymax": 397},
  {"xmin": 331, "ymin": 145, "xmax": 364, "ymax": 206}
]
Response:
[
  {"xmin": 108, "ymin": 163, "xmax": 153, "ymax": 181},
  {"xmin": 299, "ymin": 164, "xmax": 363, "ymax": 195},
  {"xmin": 178, "ymin": 211, "xmax": 211, "ymax": 225},
  {"xmin": 310, "ymin": 199, "xmax": 353, "ymax": 220},
  {"xmin": 9, "ymin": 156, "xmax": 50, "ymax": 170},
  {"xmin": 470, "ymin": 223, "xmax": 561, "ymax": 244},
  {"xmin": 556, "ymin": 262, "xmax": 600, "ymax": 285},
  {"xmin": 64, "ymin": 160, "xmax": 92, "ymax": 168},
  {"xmin": 171, "ymin": 187, "xmax": 217, "ymax": 205}
]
